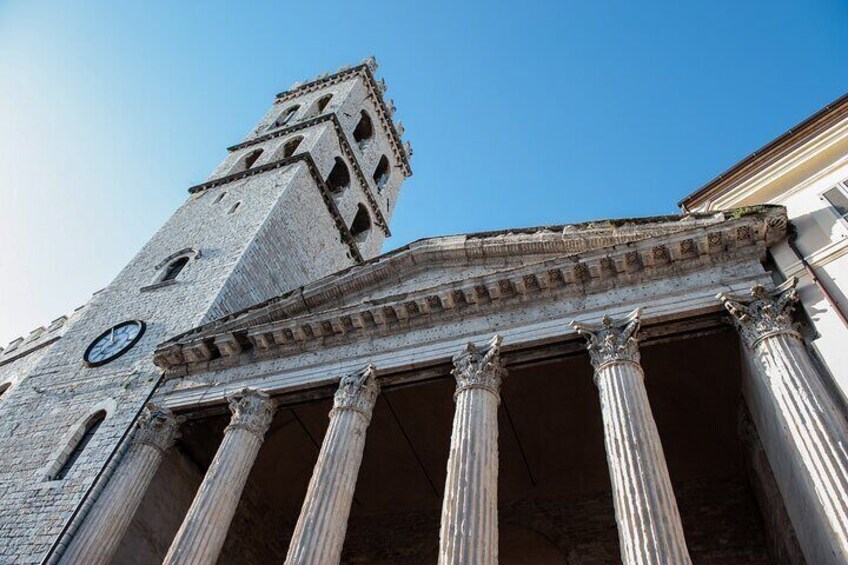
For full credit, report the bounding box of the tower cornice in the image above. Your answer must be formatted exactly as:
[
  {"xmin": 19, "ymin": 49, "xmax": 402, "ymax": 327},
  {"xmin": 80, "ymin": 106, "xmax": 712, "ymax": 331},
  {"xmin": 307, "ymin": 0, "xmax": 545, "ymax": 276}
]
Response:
[
  {"xmin": 273, "ymin": 61, "xmax": 412, "ymax": 177},
  {"xmin": 219, "ymin": 113, "xmax": 391, "ymax": 236},
  {"xmin": 188, "ymin": 152, "xmax": 365, "ymax": 263}
]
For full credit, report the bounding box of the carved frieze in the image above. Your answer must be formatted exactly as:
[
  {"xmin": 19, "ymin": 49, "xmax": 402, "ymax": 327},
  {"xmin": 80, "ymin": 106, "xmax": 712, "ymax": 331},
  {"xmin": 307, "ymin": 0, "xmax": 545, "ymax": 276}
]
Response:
[
  {"xmin": 451, "ymin": 335, "xmax": 507, "ymax": 399},
  {"xmin": 571, "ymin": 309, "xmax": 643, "ymax": 372},
  {"xmin": 717, "ymin": 278, "xmax": 800, "ymax": 348},
  {"xmin": 154, "ymin": 208, "xmax": 788, "ymax": 374}
]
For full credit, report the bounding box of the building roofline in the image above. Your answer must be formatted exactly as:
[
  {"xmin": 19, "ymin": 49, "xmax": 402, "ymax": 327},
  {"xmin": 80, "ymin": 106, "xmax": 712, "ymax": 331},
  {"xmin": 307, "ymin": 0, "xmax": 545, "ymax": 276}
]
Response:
[
  {"xmin": 678, "ymin": 91, "xmax": 848, "ymax": 211},
  {"xmin": 154, "ymin": 205, "xmax": 786, "ymax": 355}
]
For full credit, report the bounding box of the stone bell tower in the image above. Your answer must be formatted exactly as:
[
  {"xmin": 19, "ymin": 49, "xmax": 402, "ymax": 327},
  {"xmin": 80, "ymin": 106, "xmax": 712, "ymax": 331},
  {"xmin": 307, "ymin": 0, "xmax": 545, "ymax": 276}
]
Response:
[
  {"xmin": 0, "ymin": 58, "xmax": 411, "ymax": 563},
  {"xmin": 196, "ymin": 56, "xmax": 413, "ymax": 318}
]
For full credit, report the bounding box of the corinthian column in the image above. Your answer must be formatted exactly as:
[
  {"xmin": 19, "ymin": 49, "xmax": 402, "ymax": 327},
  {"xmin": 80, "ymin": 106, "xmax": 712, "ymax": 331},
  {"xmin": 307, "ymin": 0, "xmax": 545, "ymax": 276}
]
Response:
[
  {"xmin": 439, "ymin": 335, "xmax": 507, "ymax": 565},
  {"xmin": 719, "ymin": 278, "xmax": 848, "ymax": 564},
  {"xmin": 164, "ymin": 389, "xmax": 275, "ymax": 565},
  {"xmin": 285, "ymin": 366, "xmax": 380, "ymax": 565},
  {"xmin": 571, "ymin": 310, "xmax": 691, "ymax": 565},
  {"xmin": 60, "ymin": 405, "xmax": 182, "ymax": 565}
]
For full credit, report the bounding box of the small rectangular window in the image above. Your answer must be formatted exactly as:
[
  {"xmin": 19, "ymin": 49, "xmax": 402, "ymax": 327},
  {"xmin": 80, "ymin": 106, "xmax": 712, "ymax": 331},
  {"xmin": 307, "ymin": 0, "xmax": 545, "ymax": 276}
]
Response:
[{"xmin": 822, "ymin": 185, "xmax": 848, "ymax": 219}]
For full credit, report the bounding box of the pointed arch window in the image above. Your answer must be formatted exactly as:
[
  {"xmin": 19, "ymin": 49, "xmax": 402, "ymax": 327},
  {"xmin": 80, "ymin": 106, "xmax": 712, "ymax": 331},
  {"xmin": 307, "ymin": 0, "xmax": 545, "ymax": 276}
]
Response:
[
  {"xmin": 311, "ymin": 94, "xmax": 333, "ymax": 116},
  {"xmin": 282, "ymin": 137, "xmax": 303, "ymax": 158},
  {"xmin": 162, "ymin": 256, "xmax": 189, "ymax": 282},
  {"xmin": 243, "ymin": 149, "xmax": 263, "ymax": 170},
  {"xmin": 271, "ymin": 105, "xmax": 299, "ymax": 129},
  {"xmin": 373, "ymin": 155, "xmax": 390, "ymax": 192},
  {"xmin": 0, "ymin": 382, "xmax": 10, "ymax": 400},
  {"xmin": 52, "ymin": 411, "xmax": 105, "ymax": 480},
  {"xmin": 326, "ymin": 157, "xmax": 350, "ymax": 194},
  {"xmin": 353, "ymin": 111, "xmax": 374, "ymax": 147},
  {"xmin": 350, "ymin": 204, "xmax": 372, "ymax": 241}
]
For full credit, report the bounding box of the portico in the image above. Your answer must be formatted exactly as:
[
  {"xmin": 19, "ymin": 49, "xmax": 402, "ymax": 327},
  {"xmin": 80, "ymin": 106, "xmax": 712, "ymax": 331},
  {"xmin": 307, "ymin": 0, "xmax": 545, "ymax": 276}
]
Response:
[{"xmin": 59, "ymin": 207, "xmax": 848, "ymax": 564}]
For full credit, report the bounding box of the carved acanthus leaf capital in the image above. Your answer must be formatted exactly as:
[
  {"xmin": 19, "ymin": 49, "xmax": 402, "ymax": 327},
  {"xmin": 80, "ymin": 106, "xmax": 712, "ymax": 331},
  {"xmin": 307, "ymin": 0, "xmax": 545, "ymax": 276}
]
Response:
[
  {"xmin": 451, "ymin": 335, "xmax": 507, "ymax": 399},
  {"xmin": 571, "ymin": 308, "xmax": 643, "ymax": 371},
  {"xmin": 717, "ymin": 278, "xmax": 800, "ymax": 348},
  {"xmin": 226, "ymin": 388, "xmax": 276, "ymax": 439},
  {"xmin": 332, "ymin": 365, "xmax": 380, "ymax": 420},
  {"xmin": 133, "ymin": 404, "xmax": 183, "ymax": 453}
]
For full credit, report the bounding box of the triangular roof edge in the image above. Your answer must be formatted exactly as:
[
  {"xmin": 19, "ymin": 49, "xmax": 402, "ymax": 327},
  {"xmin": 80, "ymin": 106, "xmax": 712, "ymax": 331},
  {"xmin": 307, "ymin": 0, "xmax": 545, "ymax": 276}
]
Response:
[{"xmin": 157, "ymin": 206, "xmax": 785, "ymax": 354}]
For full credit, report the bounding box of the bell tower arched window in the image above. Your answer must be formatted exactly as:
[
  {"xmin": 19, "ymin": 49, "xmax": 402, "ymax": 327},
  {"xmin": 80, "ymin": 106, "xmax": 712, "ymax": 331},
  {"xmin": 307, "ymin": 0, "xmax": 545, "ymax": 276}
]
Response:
[
  {"xmin": 162, "ymin": 256, "xmax": 189, "ymax": 282},
  {"xmin": 373, "ymin": 156, "xmax": 390, "ymax": 192},
  {"xmin": 353, "ymin": 111, "xmax": 374, "ymax": 148},
  {"xmin": 350, "ymin": 204, "xmax": 372, "ymax": 241},
  {"xmin": 312, "ymin": 94, "xmax": 333, "ymax": 116},
  {"xmin": 52, "ymin": 411, "xmax": 106, "ymax": 480},
  {"xmin": 271, "ymin": 105, "xmax": 299, "ymax": 129},
  {"xmin": 326, "ymin": 158, "xmax": 350, "ymax": 194},
  {"xmin": 243, "ymin": 149, "xmax": 263, "ymax": 170},
  {"xmin": 282, "ymin": 137, "xmax": 302, "ymax": 158}
]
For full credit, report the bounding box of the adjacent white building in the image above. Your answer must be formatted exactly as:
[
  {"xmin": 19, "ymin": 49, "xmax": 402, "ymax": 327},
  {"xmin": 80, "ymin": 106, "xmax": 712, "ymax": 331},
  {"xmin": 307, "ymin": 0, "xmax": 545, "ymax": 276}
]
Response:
[{"xmin": 680, "ymin": 93, "xmax": 848, "ymax": 408}]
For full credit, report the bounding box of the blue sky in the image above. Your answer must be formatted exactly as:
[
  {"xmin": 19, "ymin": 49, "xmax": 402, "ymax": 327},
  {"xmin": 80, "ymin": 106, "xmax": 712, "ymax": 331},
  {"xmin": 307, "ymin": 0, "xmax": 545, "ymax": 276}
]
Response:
[{"xmin": 1, "ymin": 0, "xmax": 846, "ymax": 345}]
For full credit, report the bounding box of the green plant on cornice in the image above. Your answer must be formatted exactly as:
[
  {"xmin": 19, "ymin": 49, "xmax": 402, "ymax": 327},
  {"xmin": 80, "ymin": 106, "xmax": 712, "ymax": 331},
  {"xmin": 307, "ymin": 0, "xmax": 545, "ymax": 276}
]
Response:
[{"xmin": 728, "ymin": 205, "xmax": 767, "ymax": 219}]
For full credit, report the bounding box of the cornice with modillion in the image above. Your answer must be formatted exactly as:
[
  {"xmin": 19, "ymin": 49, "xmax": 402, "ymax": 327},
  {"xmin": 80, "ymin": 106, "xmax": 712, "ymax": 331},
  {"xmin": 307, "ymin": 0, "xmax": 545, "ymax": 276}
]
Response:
[{"xmin": 154, "ymin": 209, "xmax": 787, "ymax": 375}]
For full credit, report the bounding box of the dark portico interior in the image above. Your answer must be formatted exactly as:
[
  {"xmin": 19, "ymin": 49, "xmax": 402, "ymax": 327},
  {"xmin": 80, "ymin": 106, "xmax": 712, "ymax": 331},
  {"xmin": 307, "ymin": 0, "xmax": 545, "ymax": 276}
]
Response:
[{"xmin": 114, "ymin": 323, "xmax": 800, "ymax": 564}]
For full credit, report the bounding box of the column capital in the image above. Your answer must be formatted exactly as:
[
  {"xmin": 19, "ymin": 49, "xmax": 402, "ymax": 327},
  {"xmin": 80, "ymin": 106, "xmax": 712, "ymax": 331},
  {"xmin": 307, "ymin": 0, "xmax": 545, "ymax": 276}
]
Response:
[
  {"xmin": 225, "ymin": 388, "xmax": 276, "ymax": 439},
  {"xmin": 571, "ymin": 308, "xmax": 642, "ymax": 372},
  {"xmin": 332, "ymin": 365, "xmax": 380, "ymax": 420},
  {"xmin": 133, "ymin": 404, "xmax": 183, "ymax": 453},
  {"xmin": 717, "ymin": 278, "xmax": 800, "ymax": 348},
  {"xmin": 451, "ymin": 334, "xmax": 507, "ymax": 399}
]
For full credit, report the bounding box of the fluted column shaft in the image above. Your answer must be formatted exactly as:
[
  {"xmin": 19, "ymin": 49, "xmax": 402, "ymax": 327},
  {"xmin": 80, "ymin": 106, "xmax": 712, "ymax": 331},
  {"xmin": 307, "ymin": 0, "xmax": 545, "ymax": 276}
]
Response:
[
  {"xmin": 60, "ymin": 406, "xmax": 182, "ymax": 565},
  {"xmin": 164, "ymin": 389, "xmax": 275, "ymax": 565},
  {"xmin": 720, "ymin": 279, "xmax": 848, "ymax": 563},
  {"xmin": 573, "ymin": 310, "xmax": 691, "ymax": 565},
  {"xmin": 439, "ymin": 335, "xmax": 506, "ymax": 565},
  {"xmin": 285, "ymin": 366, "xmax": 380, "ymax": 565}
]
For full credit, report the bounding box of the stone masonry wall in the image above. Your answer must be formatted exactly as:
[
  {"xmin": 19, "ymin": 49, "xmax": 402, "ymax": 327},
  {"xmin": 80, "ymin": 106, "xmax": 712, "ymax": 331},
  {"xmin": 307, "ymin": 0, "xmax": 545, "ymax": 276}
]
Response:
[{"xmin": 0, "ymin": 65, "xmax": 409, "ymax": 563}]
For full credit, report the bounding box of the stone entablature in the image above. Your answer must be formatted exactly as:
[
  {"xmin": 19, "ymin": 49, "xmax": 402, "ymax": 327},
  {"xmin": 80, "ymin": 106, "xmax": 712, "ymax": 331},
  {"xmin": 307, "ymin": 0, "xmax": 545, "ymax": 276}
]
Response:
[
  {"xmin": 154, "ymin": 208, "xmax": 787, "ymax": 376},
  {"xmin": 160, "ymin": 208, "xmax": 785, "ymax": 345}
]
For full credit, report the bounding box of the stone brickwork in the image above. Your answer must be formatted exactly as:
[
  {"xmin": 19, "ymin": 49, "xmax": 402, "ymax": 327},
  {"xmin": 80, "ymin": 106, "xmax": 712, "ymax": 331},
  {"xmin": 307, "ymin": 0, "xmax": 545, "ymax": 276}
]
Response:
[{"xmin": 0, "ymin": 60, "xmax": 410, "ymax": 563}]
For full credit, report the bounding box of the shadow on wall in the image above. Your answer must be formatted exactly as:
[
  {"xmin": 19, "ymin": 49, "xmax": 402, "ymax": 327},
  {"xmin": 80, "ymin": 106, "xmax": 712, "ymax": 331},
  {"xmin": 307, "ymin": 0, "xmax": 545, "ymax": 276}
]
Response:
[{"xmin": 789, "ymin": 210, "xmax": 848, "ymax": 316}]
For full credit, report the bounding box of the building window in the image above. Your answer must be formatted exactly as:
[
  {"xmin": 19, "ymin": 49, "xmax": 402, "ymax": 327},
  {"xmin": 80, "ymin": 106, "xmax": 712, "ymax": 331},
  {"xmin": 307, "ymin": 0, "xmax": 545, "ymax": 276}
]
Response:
[
  {"xmin": 52, "ymin": 411, "xmax": 105, "ymax": 480},
  {"xmin": 146, "ymin": 248, "xmax": 199, "ymax": 291},
  {"xmin": 373, "ymin": 155, "xmax": 390, "ymax": 192},
  {"xmin": 311, "ymin": 94, "xmax": 333, "ymax": 116},
  {"xmin": 243, "ymin": 149, "xmax": 263, "ymax": 170},
  {"xmin": 282, "ymin": 137, "xmax": 303, "ymax": 158},
  {"xmin": 353, "ymin": 111, "xmax": 374, "ymax": 147},
  {"xmin": 213, "ymin": 191, "xmax": 227, "ymax": 204},
  {"xmin": 271, "ymin": 105, "xmax": 299, "ymax": 129},
  {"xmin": 228, "ymin": 202, "xmax": 241, "ymax": 214},
  {"xmin": 0, "ymin": 382, "xmax": 9, "ymax": 399},
  {"xmin": 350, "ymin": 204, "xmax": 372, "ymax": 240},
  {"xmin": 326, "ymin": 158, "xmax": 350, "ymax": 194},
  {"xmin": 162, "ymin": 256, "xmax": 189, "ymax": 282},
  {"xmin": 822, "ymin": 184, "xmax": 848, "ymax": 220}
]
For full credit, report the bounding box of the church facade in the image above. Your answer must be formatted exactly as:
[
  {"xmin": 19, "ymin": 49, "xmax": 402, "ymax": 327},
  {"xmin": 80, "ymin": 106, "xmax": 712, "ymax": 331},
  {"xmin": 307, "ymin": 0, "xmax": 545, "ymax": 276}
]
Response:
[{"xmin": 1, "ymin": 61, "xmax": 847, "ymax": 565}]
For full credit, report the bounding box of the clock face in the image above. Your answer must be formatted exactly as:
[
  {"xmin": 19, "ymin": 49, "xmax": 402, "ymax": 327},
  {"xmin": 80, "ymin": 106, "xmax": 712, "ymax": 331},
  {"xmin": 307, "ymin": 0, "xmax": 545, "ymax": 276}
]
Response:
[{"xmin": 84, "ymin": 321, "xmax": 146, "ymax": 367}]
